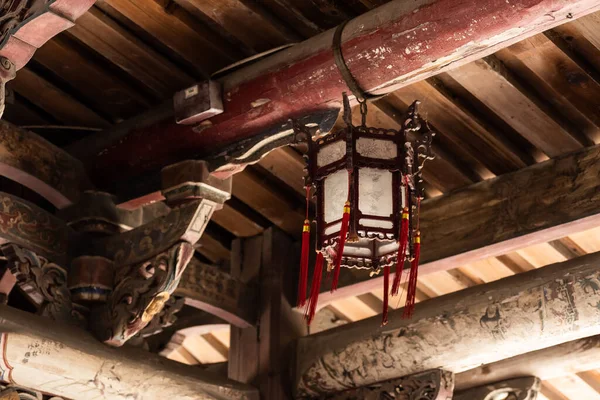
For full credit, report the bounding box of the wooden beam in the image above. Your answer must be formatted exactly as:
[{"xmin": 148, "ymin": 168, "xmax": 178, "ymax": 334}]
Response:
[
  {"xmin": 455, "ymin": 335, "xmax": 600, "ymax": 391},
  {"xmin": 0, "ymin": 305, "xmax": 258, "ymax": 400},
  {"xmin": 294, "ymin": 251, "xmax": 600, "ymax": 396},
  {"xmin": 175, "ymin": 258, "xmax": 256, "ymax": 328},
  {"xmin": 312, "ymin": 143, "xmax": 600, "ymax": 307},
  {"xmin": 0, "ymin": 121, "xmax": 91, "ymax": 208},
  {"xmin": 79, "ymin": 0, "xmax": 600, "ymax": 184}
]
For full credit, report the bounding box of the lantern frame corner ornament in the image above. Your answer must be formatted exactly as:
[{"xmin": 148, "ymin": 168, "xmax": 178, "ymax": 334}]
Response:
[{"xmin": 293, "ymin": 93, "xmax": 434, "ymax": 325}]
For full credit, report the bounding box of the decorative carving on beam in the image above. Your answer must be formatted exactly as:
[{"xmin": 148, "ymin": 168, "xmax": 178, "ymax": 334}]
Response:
[
  {"xmin": 175, "ymin": 258, "xmax": 256, "ymax": 328},
  {"xmin": 0, "ymin": 384, "xmax": 64, "ymax": 400},
  {"xmin": 0, "ymin": 244, "xmax": 84, "ymax": 326},
  {"xmin": 0, "ymin": 0, "xmax": 96, "ymax": 71},
  {"xmin": 91, "ymin": 242, "xmax": 194, "ymax": 346},
  {"xmin": 325, "ymin": 370, "xmax": 454, "ymax": 400},
  {"xmin": 139, "ymin": 295, "xmax": 185, "ymax": 337},
  {"xmin": 0, "ymin": 121, "xmax": 91, "ymax": 208},
  {"xmin": 0, "ymin": 57, "xmax": 15, "ymax": 119},
  {"xmin": 454, "ymin": 377, "xmax": 540, "ymax": 400},
  {"xmin": 0, "ymin": 192, "xmax": 70, "ymax": 264}
]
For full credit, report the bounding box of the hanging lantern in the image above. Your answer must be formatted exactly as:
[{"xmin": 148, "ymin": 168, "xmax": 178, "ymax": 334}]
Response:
[{"xmin": 294, "ymin": 94, "xmax": 434, "ymax": 326}]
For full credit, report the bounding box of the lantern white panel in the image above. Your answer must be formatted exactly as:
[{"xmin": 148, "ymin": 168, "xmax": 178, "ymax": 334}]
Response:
[
  {"xmin": 324, "ymin": 221, "xmax": 342, "ymax": 236},
  {"xmin": 360, "ymin": 218, "xmax": 393, "ymax": 229},
  {"xmin": 323, "ymin": 169, "xmax": 348, "ymax": 225},
  {"xmin": 358, "ymin": 168, "xmax": 393, "ymax": 220},
  {"xmin": 356, "ymin": 138, "xmax": 397, "ymax": 159},
  {"xmin": 317, "ymin": 140, "xmax": 345, "ymax": 167}
]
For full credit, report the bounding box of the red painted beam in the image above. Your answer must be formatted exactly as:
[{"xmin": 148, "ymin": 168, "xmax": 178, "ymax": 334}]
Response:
[{"xmin": 79, "ymin": 0, "xmax": 600, "ymax": 185}]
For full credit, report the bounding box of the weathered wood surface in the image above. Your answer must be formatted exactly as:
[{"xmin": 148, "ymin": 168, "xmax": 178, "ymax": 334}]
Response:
[
  {"xmin": 175, "ymin": 258, "xmax": 256, "ymax": 328},
  {"xmin": 0, "ymin": 192, "xmax": 70, "ymax": 264},
  {"xmin": 78, "ymin": 0, "xmax": 600, "ymax": 184},
  {"xmin": 294, "ymin": 252, "xmax": 600, "ymax": 396},
  {"xmin": 314, "ymin": 143, "xmax": 600, "ymax": 306},
  {"xmin": 325, "ymin": 370, "xmax": 454, "ymax": 400},
  {"xmin": 455, "ymin": 335, "xmax": 600, "ymax": 391},
  {"xmin": 0, "ymin": 305, "xmax": 258, "ymax": 400},
  {"xmin": 454, "ymin": 377, "xmax": 540, "ymax": 400},
  {"xmin": 0, "ymin": 121, "xmax": 90, "ymax": 208}
]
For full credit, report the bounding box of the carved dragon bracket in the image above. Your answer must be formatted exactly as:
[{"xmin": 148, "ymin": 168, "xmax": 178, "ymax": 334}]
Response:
[{"xmin": 0, "ymin": 122, "xmax": 232, "ymax": 346}]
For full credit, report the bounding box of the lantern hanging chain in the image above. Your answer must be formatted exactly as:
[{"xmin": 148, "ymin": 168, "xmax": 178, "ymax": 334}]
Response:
[{"xmin": 333, "ymin": 19, "xmax": 380, "ymax": 127}]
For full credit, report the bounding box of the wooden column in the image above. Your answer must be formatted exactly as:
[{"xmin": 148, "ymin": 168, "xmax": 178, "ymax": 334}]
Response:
[
  {"xmin": 0, "ymin": 305, "xmax": 258, "ymax": 400},
  {"xmin": 294, "ymin": 251, "xmax": 600, "ymax": 397},
  {"xmin": 228, "ymin": 228, "xmax": 307, "ymax": 399}
]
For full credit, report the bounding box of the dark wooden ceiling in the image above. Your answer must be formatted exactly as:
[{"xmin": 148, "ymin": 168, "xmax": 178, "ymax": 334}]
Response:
[{"xmin": 4, "ymin": 3, "xmax": 600, "ymax": 396}]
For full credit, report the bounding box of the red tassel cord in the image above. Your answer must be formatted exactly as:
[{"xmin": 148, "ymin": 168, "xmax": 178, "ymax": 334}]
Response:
[
  {"xmin": 297, "ymin": 220, "xmax": 311, "ymax": 307},
  {"xmin": 297, "ymin": 186, "xmax": 312, "ymax": 307},
  {"xmin": 331, "ymin": 200, "xmax": 351, "ymax": 292},
  {"xmin": 305, "ymin": 252, "xmax": 325, "ymax": 325},
  {"xmin": 391, "ymin": 206, "xmax": 410, "ymax": 296},
  {"xmin": 382, "ymin": 265, "xmax": 390, "ymax": 326},
  {"xmin": 403, "ymin": 231, "xmax": 421, "ymax": 319}
]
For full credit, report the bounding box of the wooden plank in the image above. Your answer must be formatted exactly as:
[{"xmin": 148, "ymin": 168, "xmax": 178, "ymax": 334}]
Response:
[
  {"xmin": 211, "ymin": 202, "xmax": 265, "ymax": 237},
  {"xmin": 0, "ymin": 305, "xmax": 258, "ymax": 400},
  {"xmin": 174, "ymin": 0, "xmax": 290, "ymax": 53},
  {"xmin": 68, "ymin": 8, "xmax": 193, "ymax": 98},
  {"xmin": 391, "ymin": 79, "xmax": 531, "ymax": 174},
  {"xmin": 32, "ymin": 34, "xmax": 150, "ymax": 120},
  {"xmin": 313, "ymin": 143, "xmax": 600, "ymax": 306},
  {"xmin": 295, "ymin": 252, "xmax": 600, "ymax": 396},
  {"xmin": 446, "ymin": 57, "xmax": 586, "ymax": 157},
  {"xmin": 232, "ymin": 169, "xmax": 304, "ymax": 236},
  {"xmin": 496, "ymin": 34, "xmax": 600, "ymax": 144},
  {"xmin": 8, "ymin": 68, "xmax": 110, "ymax": 128},
  {"xmin": 257, "ymin": 147, "xmax": 306, "ymax": 197},
  {"xmin": 85, "ymin": 0, "xmax": 600, "ymax": 182},
  {"xmin": 98, "ymin": 0, "xmax": 241, "ymax": 75}
]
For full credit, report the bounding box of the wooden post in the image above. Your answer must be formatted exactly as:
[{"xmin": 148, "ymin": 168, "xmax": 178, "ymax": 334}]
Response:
[
  {"xmin": 294, "ymin": 251, "xmax": 600, "ymax": 397},
  {"xmin": 0, "ymin": 305, "xmax": 258, "ymax": 400},
  {"xmin": 228, "ymin": 228, "xmax": 307, "ymax": 399}
]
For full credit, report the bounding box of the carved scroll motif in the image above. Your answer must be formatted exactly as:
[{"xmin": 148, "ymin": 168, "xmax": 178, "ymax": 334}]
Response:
[
  {"xmin": 138, "ymin": 295, "xmax": 185, "ymax": 337},
  {"xmin": 325, "ymin": 370, "xmax": 454, "ymax": 400},
  {"xmin": 91, "ymin": 242, "xmax": 194, "ymax": 346},
  {"xmin": 0, "ymin": 244, "xmax": 84, "ymax": 325},
  {"xmin": 454, "ymin": 377, "xmax": 540, "ymax": 400}
]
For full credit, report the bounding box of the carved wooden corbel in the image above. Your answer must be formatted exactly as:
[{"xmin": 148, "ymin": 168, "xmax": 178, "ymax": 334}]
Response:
[
  {"xmin": 454, "ymin": 377, "xmax": 541, "ymax": 400},
  {"xmin": 0, "ymin": 244, "xmax": 84, "ymax": 326},
  {"xmin": 323, "ymin": 370, "xmax": 454, "ymax": 400}
]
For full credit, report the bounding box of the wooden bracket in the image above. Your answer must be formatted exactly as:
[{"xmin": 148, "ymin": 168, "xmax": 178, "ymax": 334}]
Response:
[
  {"xmin": 454, "ymin": 377, "xmax": 541, "ymax": 400},
  {"xmin": 324, "ymin": 370, "xmax": 454, "ymax": 400}
]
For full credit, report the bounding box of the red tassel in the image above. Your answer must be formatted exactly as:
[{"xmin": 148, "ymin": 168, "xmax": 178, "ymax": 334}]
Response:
[
  {"xmin": 331, "ymin": 201, "xmax": 351, "ymax": 292},
  {"xmin": 305, "ymin": 252, "xmax": 324, "ymax": 325},
  {"xmin": 297, "ymin": 220, "xmax": 311, "ymax": 307},
  {"xmin": 392, "ymin": 207, "xmax": 410, "ymax": 296},
  {"xmin": 403, "ymin": 232, "xmax": 421, "ymax": 319},
  {"xmin": 382, "ymin": 265, "xmax": 390, "ymax": 326}
]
